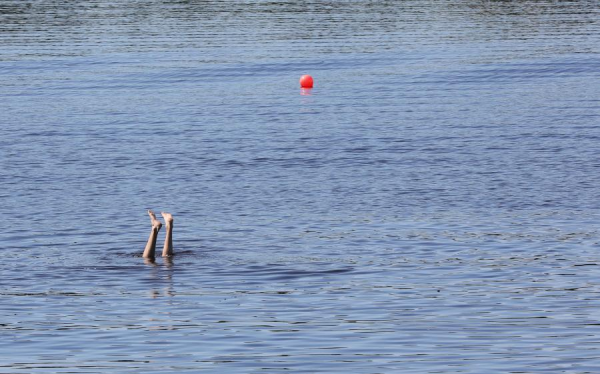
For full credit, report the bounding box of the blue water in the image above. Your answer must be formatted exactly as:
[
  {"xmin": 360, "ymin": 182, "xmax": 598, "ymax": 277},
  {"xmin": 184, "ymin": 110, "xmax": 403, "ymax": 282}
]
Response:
[{"xmin": 1, "ymin": 1, "xmax": 600, "ymax": 373}]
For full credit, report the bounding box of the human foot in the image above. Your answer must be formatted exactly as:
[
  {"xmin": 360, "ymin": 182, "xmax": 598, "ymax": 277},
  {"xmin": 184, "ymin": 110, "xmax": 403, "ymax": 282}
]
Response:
[
  {"xmin": 148, "ymin": 210, "xmax": 162, "ymax": 230},
  {"xmin": 160, "ymin": 212, "xmax": 173, "ymax": 226}
]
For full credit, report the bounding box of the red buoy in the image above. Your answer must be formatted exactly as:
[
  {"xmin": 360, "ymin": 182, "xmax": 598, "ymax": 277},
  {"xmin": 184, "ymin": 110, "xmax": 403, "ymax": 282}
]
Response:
[{"xmin": 300, "ymin": 75, "xmax": 314, "ymax": 88}]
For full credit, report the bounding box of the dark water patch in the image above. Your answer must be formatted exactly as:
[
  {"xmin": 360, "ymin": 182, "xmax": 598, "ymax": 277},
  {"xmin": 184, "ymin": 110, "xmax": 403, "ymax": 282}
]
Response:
[
  {"xmin": 231, "ymin": 265, "xmax": 354, "ymax": 282},
  {"xmin": 417, "ymin": 57, "xmax": 600, "ymax": 86}
]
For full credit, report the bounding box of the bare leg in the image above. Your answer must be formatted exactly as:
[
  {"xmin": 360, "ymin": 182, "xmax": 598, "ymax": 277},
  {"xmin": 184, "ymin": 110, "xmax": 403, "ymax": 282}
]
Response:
[
  {"xmin": 161, "ymin": 212, "xmax": 174, "ymax": 257},
  {"xmin": 143, "ymin": 210, "xmax": 162, "ymax": 258}
]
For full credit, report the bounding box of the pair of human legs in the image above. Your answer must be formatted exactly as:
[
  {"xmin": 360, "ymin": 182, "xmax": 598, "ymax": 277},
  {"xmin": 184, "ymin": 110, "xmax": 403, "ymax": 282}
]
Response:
[{"xmin": 143, "ymin": 210, "xmax": 174, "ymax": 259}]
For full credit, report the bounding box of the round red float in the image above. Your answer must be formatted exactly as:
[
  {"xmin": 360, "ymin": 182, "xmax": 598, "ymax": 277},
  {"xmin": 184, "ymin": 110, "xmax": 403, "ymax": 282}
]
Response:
[{"xmin": 300, "ymin": 75, "xmax": 314, "ymax": 88}]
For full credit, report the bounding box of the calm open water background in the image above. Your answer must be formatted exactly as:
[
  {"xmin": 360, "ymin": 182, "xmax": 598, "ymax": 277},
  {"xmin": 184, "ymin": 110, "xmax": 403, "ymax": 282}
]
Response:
[{"xmin": 1, "ymin": 1, "xmax": 600, "ymax": 373}]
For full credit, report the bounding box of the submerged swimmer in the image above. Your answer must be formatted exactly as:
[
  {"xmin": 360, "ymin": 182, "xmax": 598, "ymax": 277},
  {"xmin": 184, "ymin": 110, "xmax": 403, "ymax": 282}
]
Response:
[{"xmin": 143, "ymin": 210, "xmax": 174, "ymax": 259}]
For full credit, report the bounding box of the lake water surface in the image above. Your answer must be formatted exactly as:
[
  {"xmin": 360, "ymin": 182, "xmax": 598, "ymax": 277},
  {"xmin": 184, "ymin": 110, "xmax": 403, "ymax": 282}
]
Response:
[{"xmin": 1, "ymin": 1, "xmax": 600, "ymax": 373}]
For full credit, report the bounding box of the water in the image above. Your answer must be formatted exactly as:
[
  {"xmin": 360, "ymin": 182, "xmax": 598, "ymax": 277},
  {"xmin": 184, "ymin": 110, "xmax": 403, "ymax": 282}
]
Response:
[{"xmin": 1, "ymin": 1, "xmax": 600, "ymax": 372}]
